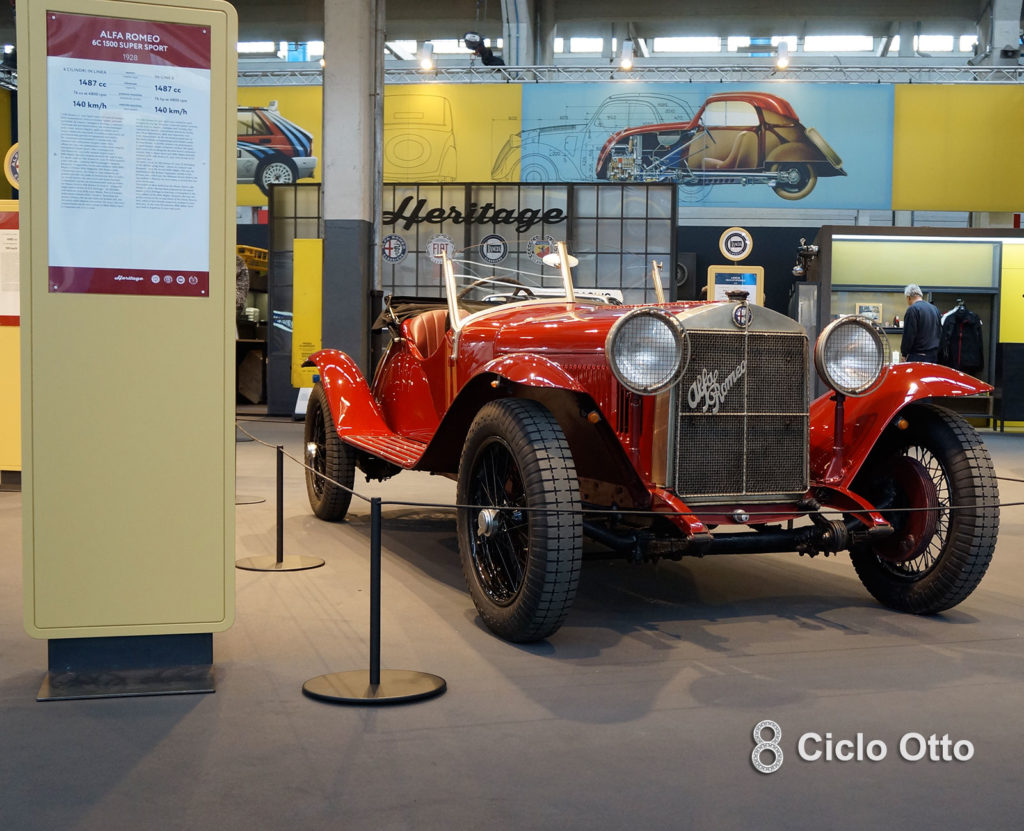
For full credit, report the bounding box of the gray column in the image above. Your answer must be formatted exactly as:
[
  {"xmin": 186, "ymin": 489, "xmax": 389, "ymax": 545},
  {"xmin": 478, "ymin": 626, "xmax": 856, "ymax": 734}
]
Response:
[
  {"xmin": 501, "ymin": 0, "xmax": 535, "ymax": 65},
  {"xmin": 322, "ymin": 0, "xmax": 384, "ymax": 373},
  {"xmin": 974, "ymin": 0, "xmax": 1023, "ymax": 64}
]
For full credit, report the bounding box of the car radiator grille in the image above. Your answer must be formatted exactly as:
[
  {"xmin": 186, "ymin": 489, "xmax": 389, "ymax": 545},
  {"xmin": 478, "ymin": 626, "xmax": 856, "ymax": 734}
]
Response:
[{"xmin": 672, "ymin": 329, "xmax": 808, "ymax": 502}]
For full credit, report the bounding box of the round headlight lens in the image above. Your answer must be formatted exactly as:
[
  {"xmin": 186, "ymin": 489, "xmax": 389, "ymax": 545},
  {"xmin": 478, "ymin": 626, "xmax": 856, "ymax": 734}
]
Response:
[
  {"xmin": 814, "ymin": 316, "xmax": 889, "ymax": 396},
  {"xmin": 606, "ymin": 309, "xmax": 688, "ymax": 395}
]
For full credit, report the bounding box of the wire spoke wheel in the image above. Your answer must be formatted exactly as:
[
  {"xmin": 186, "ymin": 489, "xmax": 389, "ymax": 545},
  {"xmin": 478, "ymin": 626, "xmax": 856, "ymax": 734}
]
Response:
[
  {"xmin": 303, "ymin": 383, "xmax": 355, "ymax": 521},
  {"xmin": 457, "ymin": 399, "xmax": 582, "ymax": 642},
  {"xmin": 851, "ymin": 403, "xmax": 998, "ymax": 614}
]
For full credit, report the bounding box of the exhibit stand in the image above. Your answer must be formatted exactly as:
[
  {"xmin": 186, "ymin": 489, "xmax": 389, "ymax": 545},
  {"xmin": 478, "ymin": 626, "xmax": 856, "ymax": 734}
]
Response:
[
  {"xmin": 0, "ymin": 201, "xmax": 18, "ymax": 489},
  {"xmin": 18, "ymin": 0, "xmax": 238, "ymax": 698}
]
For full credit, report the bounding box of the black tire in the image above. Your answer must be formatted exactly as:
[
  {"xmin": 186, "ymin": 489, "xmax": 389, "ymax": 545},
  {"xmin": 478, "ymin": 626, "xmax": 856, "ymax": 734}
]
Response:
[
  {"xmin": 256, "ymin": 156, "xmax": 298, "ymax": 194},
  {"xmin": 850, "ymin": 403, "xmax": 998, "ymax": 614},
  {"xmin": 456, "ymin": 399, "xmax": 582, "ymax": 642},
  {"xmin": 303, "ymin": 383, "xmax": 355, "ymax": 521},
  {"xmin": 770, "ymin": 162, "xmax": 817, "ymax": 200}
]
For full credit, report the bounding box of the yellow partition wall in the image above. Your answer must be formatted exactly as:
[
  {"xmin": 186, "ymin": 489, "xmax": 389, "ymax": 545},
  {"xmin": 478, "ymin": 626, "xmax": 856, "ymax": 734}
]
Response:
[
  {"xmin": 19, "ymin": 0, "xmax": 237, "ymax": 638},
  {"xmin": 0, "ymin": 201, "xmax": 17, "ymax": 474},
  {"xmin": 291, "ymin": 238, "xmax": 323, "ymax": 388},
  {"xmin": 1001, "ymin": 242, "xmax": 1024, "ymax": 344}
]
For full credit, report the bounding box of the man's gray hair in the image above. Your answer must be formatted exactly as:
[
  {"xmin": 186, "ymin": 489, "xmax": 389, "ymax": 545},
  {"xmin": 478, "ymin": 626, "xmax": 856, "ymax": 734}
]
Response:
[{"xmin": 904, "ymin": 284, "xmax": 923, "ymax": 299}]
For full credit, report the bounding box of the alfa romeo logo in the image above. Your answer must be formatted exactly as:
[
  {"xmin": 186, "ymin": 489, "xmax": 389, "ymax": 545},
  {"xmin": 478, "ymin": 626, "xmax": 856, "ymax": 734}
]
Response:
[
  {"xmin": 381, "ymin": 233, "xmax": 408, "ymax": 264},
  {"xmin": 732, "ymin": 304, "xmax": 752, "ymax": 328}
]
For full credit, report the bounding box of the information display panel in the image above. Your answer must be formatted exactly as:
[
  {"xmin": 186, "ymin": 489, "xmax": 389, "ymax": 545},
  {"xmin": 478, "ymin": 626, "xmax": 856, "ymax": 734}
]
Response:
[{"xmin": 19, "ymin": 0, "xmax": 237, "ymax": 638}]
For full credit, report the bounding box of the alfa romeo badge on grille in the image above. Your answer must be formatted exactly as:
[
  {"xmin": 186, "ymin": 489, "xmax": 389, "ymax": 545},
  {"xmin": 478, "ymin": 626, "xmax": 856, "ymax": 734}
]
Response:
[{"xmin": 732, "ymin": 303, "xmax": 753, "ymax": 328}]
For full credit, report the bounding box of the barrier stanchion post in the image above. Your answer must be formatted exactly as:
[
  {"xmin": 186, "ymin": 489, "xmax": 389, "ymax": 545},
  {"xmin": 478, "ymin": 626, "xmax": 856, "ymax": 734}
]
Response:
[
  {"xmin": 301, "ymin": 496, "xmax": 446, "ymax": 705},
  {"xmin": 369, "ymin": 497, "xmax": 381, "ymax": 686},
  {"xmin": 236, "ymin": 444, "xmax": 325, "ymax": 572}
]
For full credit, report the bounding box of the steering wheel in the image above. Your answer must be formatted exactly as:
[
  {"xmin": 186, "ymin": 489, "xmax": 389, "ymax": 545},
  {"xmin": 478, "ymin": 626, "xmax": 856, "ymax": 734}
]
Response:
[{"xmin": 456, "ymin": 277, "xmax": 536, "ymax": 300}]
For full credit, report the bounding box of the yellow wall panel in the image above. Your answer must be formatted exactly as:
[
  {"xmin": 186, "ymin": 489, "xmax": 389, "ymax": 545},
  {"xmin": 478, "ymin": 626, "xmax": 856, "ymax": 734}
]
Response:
[
  {"xmin": 291, "ymin": 238, "xmax": 322, "ymax": 387},
  {"xmin": 383, "ymin": 85, "xmax": 522, "ymax": 182},
  {"xmin": 893, "ymin": 85, "xmax": 1024, "ymax": 211},
  {"xmin": 0, "ymin": 326, "xmax": 18, "ymax": 470},
  {"xmin": 1001, "ymin": 242, "xmax": 1024, "ymax": 342}
]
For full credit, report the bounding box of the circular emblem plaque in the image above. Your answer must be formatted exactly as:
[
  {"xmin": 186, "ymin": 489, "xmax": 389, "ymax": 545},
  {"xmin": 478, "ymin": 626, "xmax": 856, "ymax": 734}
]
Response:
[
  {"xmin": 381, "ymin": 233, "xmax": 408, "ymax": 264},
  {"xmin": 732, "ymin": 303, "xmax": 753, "ymax": 328},
  {"xmin": 719, "ymin": 227, "xmax": 753, "ymax": 262},
  {"xmin": 479, "ymin": 233, "xmax": 508, "ymax": 265},
  {"xmin": 427, "ymin": 233, "xmax": 455, "ymax": 264}
]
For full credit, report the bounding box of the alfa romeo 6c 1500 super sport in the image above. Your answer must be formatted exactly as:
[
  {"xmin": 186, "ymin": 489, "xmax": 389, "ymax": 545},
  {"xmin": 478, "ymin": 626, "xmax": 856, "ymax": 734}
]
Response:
[{"xmin": 302, "ymin": 246, "xmax": 998, "ymax": 643}]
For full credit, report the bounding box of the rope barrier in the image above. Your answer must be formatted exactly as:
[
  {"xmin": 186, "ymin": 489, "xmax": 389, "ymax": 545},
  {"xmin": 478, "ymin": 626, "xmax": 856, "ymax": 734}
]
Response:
[{"xmin": 235, "ymin": 422, "xmax": 1021, "ymax": 520}]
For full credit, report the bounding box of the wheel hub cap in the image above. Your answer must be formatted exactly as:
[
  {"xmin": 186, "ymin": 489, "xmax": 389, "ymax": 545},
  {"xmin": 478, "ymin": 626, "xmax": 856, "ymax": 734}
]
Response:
[{"xmin": 476, "ymin": 508, "xmax": 502, "ymax": 538}]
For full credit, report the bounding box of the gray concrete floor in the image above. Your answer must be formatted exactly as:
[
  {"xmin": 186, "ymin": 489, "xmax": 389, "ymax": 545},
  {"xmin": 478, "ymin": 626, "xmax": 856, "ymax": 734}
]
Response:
[{"xmin": 2, "ymin": 418, "xmax": 1023, "ymax": 831}]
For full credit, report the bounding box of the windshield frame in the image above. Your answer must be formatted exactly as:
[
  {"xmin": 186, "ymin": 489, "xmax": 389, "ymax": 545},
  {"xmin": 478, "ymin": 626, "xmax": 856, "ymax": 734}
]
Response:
[{"xmin": 442, "ymin": 241, "xmax": 577, "ymax": 333}]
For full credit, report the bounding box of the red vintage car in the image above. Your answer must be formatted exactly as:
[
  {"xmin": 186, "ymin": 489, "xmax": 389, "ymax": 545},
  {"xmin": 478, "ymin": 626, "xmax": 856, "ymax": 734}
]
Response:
[
  {"xmin": 303, "ymin": 247, "xmax": 998, "ymax": 643},
  {"xmin": 595, "ymin": 91, "xmax": 845, "ymax": 200}
]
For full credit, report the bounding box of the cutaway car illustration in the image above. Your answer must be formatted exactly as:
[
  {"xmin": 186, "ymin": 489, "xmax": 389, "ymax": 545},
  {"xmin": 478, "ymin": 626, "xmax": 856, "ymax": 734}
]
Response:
[
  {"xmin": 596, "ymin": 91, "xmax": 845, "ymax": 200},
  {"xmin": 491, "ymin": 93, "xmax": 694, "ymax": 181},
  {"xmin": 383, "ymin": 93, "xmax": 457, "ymax": 181},
  {"xmin": 237, "ymin": 102, "xmax": 318, "ymax": 195},
  {"xmin": 303, "ymin": 246, "xmax": 998, "ymax": 643}
]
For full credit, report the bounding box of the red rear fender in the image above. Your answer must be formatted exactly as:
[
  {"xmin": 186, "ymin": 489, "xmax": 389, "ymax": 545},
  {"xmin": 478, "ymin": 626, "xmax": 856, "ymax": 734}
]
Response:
[
  {"xmin": 304, "ymin": 349, "xmax": 391, "ymax": 436},
  {"xmin": 809, "ymin": 363, "xmax": 992, "ymax": 486}
]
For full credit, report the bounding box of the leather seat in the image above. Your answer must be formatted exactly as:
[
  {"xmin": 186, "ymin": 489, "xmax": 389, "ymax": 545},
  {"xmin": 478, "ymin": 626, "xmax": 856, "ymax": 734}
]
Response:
[
  {"xmin": 405, "ymin": 308, "xmax": 448, "ymax": 358},
  {"xmin": 701, "ymin": 131, "xmax": 757, "ymax": 170}
]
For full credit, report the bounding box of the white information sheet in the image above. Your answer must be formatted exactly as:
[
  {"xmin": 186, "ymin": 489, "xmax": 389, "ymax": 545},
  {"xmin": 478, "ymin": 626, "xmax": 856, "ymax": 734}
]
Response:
[{"xmin": 45, "ymin": 12, "xmax": 212, "ymax": 297}]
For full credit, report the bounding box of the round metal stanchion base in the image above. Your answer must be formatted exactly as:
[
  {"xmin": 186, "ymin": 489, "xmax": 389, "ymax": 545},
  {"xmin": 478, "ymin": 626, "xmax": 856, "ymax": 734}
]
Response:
[
  {"xmin": 235, "ymin": 555, "xmax": 325, "ymax": 572},
  {"xmin": 302, "ymin": 669, "xmax": 447, "ymax": 705},
  {"xmin": 235, "ymin": 495, "xmax": 266, "ymax": 505}
]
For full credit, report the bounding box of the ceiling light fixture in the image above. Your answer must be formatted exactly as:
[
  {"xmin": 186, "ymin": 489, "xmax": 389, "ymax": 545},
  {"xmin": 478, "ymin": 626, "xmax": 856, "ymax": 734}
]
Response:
[
  {"xmin": 775, "ymin": 41, "xmax": 790, "ymax": 69},
  {"xmin": 417, "ymin": 42, "xmax": 434, "ymax": 70},
  {"xmin": 619, "ymin": 39, "xmax": 635, "ymax": 70}
]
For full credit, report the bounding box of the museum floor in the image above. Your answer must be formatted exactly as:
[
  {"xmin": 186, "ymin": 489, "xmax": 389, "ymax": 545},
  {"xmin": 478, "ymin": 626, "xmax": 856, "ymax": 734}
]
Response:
[{"xmin": 2, "ymin": 417, "xmax": 1023, "ymax": 830}]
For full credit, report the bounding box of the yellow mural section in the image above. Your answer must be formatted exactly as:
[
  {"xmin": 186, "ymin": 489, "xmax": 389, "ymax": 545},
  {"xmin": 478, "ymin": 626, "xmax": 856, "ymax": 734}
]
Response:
[
  {"xmin": 1001, "ymin": 242, "xmax": 1024, "ymax": 343},
  {"xmin": 383, "ymin": 85, "xmax": 521, "ymax": 182},
  {"xmin": 237, "ymin": 86, "xmax": 323, "ymax": 207},
  {"xmin": 893, "ymin": 85, "xmax": 1024, "ymax": 211}
]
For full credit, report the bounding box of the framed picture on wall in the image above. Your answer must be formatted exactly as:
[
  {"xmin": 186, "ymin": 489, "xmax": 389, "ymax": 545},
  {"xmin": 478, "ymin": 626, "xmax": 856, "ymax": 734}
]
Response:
[{"xmin": 856, "ymin": 303, "xmax": 882, "ymax": 321}]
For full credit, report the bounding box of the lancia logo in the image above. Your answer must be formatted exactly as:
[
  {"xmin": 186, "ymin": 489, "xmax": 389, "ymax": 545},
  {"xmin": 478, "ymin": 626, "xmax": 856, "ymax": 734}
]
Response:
[{"xmin": 732, "ymin": 303, "xmax": 753, "ymax": 328}]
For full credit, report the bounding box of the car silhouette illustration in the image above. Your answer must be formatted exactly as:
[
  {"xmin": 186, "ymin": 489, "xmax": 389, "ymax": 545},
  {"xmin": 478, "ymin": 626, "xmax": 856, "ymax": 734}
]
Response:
[
  {"xmin": 237, "ymin": 102, "xmax": 317, "ymax": 194},
  {"xmin": 383, "ymin": 93, "xmax": 457, "ymax": 181},
  {"xmin": 596, "ymin": 91, "xmax": 845, "ymax": 200},
  {"xmin": 491, "ymin": 93, "xmax": 694, "ymax": 182}
]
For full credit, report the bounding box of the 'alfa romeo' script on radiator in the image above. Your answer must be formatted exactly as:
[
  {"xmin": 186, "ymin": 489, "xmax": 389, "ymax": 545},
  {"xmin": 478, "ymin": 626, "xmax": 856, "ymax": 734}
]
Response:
[{"xmin": 686, "ymin": 360, "xmax": 747, "ymax": 414}]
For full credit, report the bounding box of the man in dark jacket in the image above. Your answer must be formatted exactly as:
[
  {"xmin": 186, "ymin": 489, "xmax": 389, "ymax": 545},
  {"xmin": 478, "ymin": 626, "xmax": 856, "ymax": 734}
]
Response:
[{"xmin": 901, "ymin": 283, "xmax": 942, "ymax": 362}]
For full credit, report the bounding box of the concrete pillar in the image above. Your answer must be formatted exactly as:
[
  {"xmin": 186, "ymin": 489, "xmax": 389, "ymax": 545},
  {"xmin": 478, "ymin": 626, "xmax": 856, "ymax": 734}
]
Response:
[
  {"xmin": 536, "ymin": 0, "xmax": 556, "ymax": 65},
  {"xmin": 321, "ymin": 0, "xmax": 384, "ymax": 372},
  {"xmin": 501, "ymin": 0, "xmax": 535, "ymax": 65},
  {"xmin": 974, "ymin": 0, "xmax": 1023, "ymax": 64},
  {"xmin": 897, "ymin": 22, "xmax": 916, "ymax": 57}
]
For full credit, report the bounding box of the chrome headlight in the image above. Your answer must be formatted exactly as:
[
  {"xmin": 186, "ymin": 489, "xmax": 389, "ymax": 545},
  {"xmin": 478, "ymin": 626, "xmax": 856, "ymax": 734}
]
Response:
[
  {"xmin": 814, "ymin": 316, "xmax": 889, "ymax": 396},
  {"xmin": 606, "ymin": 308, "xmax": 688, "ymax": 395}
]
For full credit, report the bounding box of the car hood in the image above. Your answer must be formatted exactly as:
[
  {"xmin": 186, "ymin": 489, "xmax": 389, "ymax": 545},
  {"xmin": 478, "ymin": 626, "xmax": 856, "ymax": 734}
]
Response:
[{"xmin": 476, "ymin": 301, "xmax": 698, "ymax": 353}]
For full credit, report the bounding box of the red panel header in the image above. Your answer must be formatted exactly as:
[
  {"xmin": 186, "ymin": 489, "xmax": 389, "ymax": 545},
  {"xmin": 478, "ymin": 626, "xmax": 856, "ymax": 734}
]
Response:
[{"xmin": 46, "ymin": 12, "xmax": 211, "ymax": 69}]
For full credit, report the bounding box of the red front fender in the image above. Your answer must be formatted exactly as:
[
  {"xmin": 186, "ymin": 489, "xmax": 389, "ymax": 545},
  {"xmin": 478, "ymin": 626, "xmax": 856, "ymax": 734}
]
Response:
[
  {"xmin": 809, "ymin": 362, "xmax": 991, "ymax": 487},
  {"xmin": 480, "ymin": 353, "xmax": 588, "ymax": 392},
  {"xmin": 304, "ymin": 349, "xmax": 392, "ymax": 437}
]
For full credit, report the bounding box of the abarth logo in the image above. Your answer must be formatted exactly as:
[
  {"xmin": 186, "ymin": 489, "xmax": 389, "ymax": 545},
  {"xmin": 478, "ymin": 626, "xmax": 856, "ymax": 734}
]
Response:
[{"xmin": 686, "ymin": 359, "xmax": 747, "ymax": 414}]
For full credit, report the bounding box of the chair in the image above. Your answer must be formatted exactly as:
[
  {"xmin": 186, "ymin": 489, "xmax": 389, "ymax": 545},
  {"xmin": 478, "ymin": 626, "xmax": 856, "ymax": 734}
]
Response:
[{"xmin": 701, "ymin": 131, "xmax": 757, "ymax": 170}]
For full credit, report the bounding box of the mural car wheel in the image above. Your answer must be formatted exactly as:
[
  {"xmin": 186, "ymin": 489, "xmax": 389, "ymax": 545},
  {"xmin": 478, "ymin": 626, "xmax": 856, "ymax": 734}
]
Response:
[
  {"xmin": 850, "ymin": 404, "xmax": 998, "ymax": 615},
  {"xmin": 257, "ymin": 157, "xmax": 299, "ymax": 195},
  {"xmin": 456, "ymin": 399, "xmax": 582, "ymax": 643},
  {"xmin": 303, "ymin": 383, "xmax": 355, "ymax": 521},
  {"xmin": 770, "ymin": 162, "xmax": 817, "ymax": 200},
  {"xmin": 519, "ymin": 156, "xmax": 560, "ymax": 182}
]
